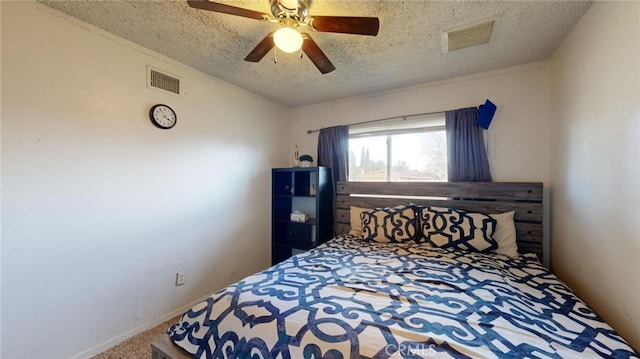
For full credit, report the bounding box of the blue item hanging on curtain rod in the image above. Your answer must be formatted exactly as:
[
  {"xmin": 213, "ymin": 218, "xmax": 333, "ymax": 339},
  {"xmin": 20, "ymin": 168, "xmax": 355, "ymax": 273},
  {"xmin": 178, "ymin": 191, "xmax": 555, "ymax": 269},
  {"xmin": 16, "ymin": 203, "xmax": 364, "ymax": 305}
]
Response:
[{"xmin": 477, "ymin": 99, "xmax": 496, "ymax": 129}]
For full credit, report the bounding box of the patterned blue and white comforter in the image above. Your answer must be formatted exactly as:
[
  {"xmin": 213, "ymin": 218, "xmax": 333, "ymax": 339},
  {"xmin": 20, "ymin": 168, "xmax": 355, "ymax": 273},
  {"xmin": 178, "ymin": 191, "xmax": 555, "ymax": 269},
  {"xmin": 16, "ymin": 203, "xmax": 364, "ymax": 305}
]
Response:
[{"xmin": 168, "ymin": 237, "xmax": 637, "ymax": 358}]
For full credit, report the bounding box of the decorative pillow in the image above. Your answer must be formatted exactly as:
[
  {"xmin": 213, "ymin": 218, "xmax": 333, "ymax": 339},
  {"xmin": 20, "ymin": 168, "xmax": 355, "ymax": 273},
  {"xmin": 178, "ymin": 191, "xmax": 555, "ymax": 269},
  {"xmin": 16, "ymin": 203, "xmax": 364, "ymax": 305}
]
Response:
[
  {"xmin": 360, "ymin": 204, "xmax": 417, "ymax": 243},
  {"xmin": 490, "ymin": 211, "xmax": 519, "ymax": 258},
  {"xmin": 348, "ymin": 206, "xmax": 370, "ymax": 238},
  {"xmin": 418, "ymin": 206, "xmax": 497, "ymax": 253}
]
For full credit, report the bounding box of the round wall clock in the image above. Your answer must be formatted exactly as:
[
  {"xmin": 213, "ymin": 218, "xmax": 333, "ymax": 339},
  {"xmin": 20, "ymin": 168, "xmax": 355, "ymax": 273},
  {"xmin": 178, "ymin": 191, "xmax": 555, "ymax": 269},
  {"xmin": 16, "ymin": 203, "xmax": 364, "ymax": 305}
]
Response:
[{"xmin": 149, "ymin": 104, "xmax": 177, "ymax": 129}]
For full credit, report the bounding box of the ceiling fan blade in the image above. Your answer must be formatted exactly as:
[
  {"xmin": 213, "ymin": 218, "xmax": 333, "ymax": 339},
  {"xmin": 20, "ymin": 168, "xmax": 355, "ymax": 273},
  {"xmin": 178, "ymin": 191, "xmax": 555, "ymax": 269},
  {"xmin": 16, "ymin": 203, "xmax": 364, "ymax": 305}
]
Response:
[
  {"xmin": 301, "ymin": 34, "xmax": 336, "ymax": 74},
  {"xmin": 310, "ymin": 16, "xmax": 379, "ymax": 36},
  {"xmin": 244, "ymin": 32, "xmax": 275, "ymax": 62},
  {"xmin": 187, "ymin": 0, "xmax": 266, "ymax": 20}
]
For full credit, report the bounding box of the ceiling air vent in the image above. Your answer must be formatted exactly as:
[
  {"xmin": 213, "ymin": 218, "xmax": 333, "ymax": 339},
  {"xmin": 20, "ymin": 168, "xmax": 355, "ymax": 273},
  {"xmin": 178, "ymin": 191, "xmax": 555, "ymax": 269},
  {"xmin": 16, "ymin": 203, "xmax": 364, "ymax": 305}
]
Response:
[
  {"xmin": 444, "ymin": 19, "xmax": 496, "ymax": 52},
  {"xmin": 147, "ymin": 66, "xmax": 181, "ymax": 95}
]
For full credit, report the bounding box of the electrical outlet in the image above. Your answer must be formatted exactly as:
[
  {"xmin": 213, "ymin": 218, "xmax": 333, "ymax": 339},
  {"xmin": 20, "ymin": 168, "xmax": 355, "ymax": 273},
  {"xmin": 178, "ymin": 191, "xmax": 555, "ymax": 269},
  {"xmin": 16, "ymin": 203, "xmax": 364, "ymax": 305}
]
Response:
[{"xmin": 175, "ymin": 270, "xmax": 186, "ymax": 286}]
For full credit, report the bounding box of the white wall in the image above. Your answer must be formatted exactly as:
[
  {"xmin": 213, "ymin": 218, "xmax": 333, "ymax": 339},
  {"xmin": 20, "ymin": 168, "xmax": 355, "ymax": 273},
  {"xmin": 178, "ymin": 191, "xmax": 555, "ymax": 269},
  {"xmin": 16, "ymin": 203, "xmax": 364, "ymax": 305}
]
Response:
[
  {"xmin": 549, "ymin": 1, "xmax": 639, "ymax": 351},
  {"xmin": 1, "ymin": 2, "xmax": 289, "ymax": 358}
]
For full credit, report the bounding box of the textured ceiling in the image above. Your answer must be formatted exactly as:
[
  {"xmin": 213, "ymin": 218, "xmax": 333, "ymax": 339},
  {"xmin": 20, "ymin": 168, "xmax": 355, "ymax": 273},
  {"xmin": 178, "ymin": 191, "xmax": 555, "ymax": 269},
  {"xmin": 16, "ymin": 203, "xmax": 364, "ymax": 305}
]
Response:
[{"xmin": 38, "ymin": 0, "xmax": 593, "ymax": 108}]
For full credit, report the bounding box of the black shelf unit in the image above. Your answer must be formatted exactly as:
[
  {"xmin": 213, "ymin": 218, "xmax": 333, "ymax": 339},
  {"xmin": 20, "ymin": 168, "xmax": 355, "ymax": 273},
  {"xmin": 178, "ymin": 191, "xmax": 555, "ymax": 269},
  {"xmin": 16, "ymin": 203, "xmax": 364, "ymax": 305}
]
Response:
[{"xmin": 272, "ymin": 167, "xmax": 333, "ymax": 265}]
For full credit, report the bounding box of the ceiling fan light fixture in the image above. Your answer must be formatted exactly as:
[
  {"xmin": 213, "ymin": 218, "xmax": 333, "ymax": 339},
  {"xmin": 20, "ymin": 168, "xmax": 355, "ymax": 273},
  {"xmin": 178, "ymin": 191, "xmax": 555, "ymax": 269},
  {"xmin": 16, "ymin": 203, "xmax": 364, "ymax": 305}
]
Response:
[
  {"xmin": 273, "ymin": 27, "xmax": 303, "ymax": 53},
  {"xmin": 187, "ymin": 0, "xmax": 378, "ymax": 74}
]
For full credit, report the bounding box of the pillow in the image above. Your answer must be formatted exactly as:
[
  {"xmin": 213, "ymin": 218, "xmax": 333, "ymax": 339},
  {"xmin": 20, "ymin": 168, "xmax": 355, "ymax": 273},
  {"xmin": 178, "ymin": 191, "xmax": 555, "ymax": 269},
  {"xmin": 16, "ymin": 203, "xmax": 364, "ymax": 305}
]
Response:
[
  {"xmin": 417, "ymin": 206, "xmax": 497, "ymax": 253},
  {"xmin": 360, "ymin": 204, "xmax": 417, "ymax": 243},
  {"xmin": 348, "ymin": 206, "xmax": 370, "ymax": 238},
  {"xmin": 490, "ymin": 211, "xmax": 519, "ymax": 258}
]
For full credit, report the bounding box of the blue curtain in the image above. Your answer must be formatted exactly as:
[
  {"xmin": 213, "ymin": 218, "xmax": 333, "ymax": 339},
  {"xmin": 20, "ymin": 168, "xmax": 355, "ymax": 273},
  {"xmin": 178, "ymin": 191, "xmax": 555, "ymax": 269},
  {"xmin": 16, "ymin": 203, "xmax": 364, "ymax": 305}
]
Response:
[
  {"xmin": 317, "ymin": 125, "xmax": 349, "ymax": 185},
  {"xmin": 445, "ymin": 107, "xmax": 492, "ymax": 182},
  {"xmin": 317, "ymin": 126, "xmax": 349, "ymax": 234}
]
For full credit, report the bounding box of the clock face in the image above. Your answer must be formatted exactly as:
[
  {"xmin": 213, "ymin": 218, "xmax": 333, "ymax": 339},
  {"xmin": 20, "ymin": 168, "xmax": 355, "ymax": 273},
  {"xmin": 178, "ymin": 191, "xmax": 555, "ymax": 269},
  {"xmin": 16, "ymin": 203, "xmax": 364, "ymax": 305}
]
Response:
[{"xmin": 149, "ymin": 104, "xmax": 177, "ymax": 129}]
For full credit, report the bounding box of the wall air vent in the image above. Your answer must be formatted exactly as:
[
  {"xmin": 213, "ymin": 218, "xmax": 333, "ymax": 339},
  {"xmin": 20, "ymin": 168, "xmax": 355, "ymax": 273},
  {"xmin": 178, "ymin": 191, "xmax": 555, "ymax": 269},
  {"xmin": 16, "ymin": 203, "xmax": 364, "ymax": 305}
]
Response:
[
  {"xmin": 147, "ymin": 66, "xmax": 181, "ymax": 95},
  {"xmin": 444, "ymin": 19, "xmax": 496, "ymax": 53}
]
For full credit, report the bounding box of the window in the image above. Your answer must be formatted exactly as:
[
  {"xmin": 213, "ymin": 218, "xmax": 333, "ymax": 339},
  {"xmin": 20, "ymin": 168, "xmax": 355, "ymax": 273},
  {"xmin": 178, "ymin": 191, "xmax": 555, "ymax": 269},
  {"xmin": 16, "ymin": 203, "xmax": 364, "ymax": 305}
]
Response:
[{"xmin": 348, "ymin": 113, "xmax": 447, "ymax": 182}]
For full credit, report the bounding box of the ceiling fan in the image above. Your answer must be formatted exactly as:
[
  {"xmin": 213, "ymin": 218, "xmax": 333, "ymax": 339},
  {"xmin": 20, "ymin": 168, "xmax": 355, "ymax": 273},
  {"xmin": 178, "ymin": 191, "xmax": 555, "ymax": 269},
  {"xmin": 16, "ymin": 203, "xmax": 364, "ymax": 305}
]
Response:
[{"xmin": 187, "ymin": 0, "xmax": 380, "ymax": 74}]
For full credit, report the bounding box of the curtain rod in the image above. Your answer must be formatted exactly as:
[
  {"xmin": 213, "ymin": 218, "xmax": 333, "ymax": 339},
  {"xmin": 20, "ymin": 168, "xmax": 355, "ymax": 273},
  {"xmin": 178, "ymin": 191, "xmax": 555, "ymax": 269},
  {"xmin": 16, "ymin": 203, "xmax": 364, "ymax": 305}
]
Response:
[{"xmin": 305, "ymin": 110, "xmax": 446, "ymax": 134}]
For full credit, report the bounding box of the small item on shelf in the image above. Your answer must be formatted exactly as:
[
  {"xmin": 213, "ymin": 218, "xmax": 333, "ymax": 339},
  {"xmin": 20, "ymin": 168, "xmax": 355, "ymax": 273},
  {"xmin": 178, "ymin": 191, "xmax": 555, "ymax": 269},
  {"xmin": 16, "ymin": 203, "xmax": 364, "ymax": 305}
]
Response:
[
  {"xmin": 299, "ymin": 154, "xmax": 313, "ymax": 167},
  {"xmin": 310, "ymin": 184, "xmax": 317, "ymax": 196},
  {"xmin": 290, "ymin": 210, "xmax": 308, "ymax": 222}
]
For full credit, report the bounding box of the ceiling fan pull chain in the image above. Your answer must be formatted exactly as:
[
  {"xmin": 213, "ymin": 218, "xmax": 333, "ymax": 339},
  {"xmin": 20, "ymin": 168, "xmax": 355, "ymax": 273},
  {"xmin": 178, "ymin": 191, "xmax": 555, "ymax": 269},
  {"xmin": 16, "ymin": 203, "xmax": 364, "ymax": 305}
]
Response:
[{"xmin": 274, "ymin": 47, "xmax": 278, "ymax": 64}]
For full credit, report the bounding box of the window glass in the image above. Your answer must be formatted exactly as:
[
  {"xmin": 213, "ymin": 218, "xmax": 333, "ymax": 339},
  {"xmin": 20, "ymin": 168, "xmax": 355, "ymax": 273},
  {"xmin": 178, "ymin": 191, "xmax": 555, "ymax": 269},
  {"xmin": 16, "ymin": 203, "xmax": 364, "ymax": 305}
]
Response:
[
  {"xmin": 348, "ymin": 114, "xmax": 447, "ymax": 182},
  {"xmin": 389, "ymin": 131, "xmax": 447, "ymax": 181},
  {"xmin": 349, "ymin": 135, "xmax": 388, "ymax": 181}
]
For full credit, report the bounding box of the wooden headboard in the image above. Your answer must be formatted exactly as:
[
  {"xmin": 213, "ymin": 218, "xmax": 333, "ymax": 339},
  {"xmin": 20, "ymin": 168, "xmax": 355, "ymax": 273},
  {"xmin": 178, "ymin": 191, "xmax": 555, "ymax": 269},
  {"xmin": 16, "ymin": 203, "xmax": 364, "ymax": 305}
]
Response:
[{"xmin": 334, "ymin": 181, "xmax": 544, "ymax": 260}]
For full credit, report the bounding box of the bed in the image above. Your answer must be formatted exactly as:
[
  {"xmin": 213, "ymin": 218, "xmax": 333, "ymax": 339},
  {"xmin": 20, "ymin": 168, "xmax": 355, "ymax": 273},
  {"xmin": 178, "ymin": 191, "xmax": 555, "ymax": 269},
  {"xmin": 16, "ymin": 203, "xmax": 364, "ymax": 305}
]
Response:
[{"xmin": 151, "ymin": 181, "xmax": 638, "ymax": 358}]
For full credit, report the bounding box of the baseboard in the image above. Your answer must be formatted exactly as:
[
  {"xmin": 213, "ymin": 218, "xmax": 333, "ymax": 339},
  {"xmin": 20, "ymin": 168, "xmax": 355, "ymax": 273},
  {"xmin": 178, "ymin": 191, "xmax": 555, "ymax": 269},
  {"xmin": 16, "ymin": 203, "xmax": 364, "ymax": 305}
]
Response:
[{"xmin": 70, "ymin": 299, "xmax": 200, "ymax": 359}]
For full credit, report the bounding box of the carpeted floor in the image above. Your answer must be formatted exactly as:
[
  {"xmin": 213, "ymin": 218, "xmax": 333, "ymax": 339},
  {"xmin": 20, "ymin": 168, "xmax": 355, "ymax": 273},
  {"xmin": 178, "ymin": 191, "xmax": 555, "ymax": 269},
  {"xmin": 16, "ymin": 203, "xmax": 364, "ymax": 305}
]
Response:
[{"xmin": 91, "ymin": 316, "xmax": 181, "ymax": 359}]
